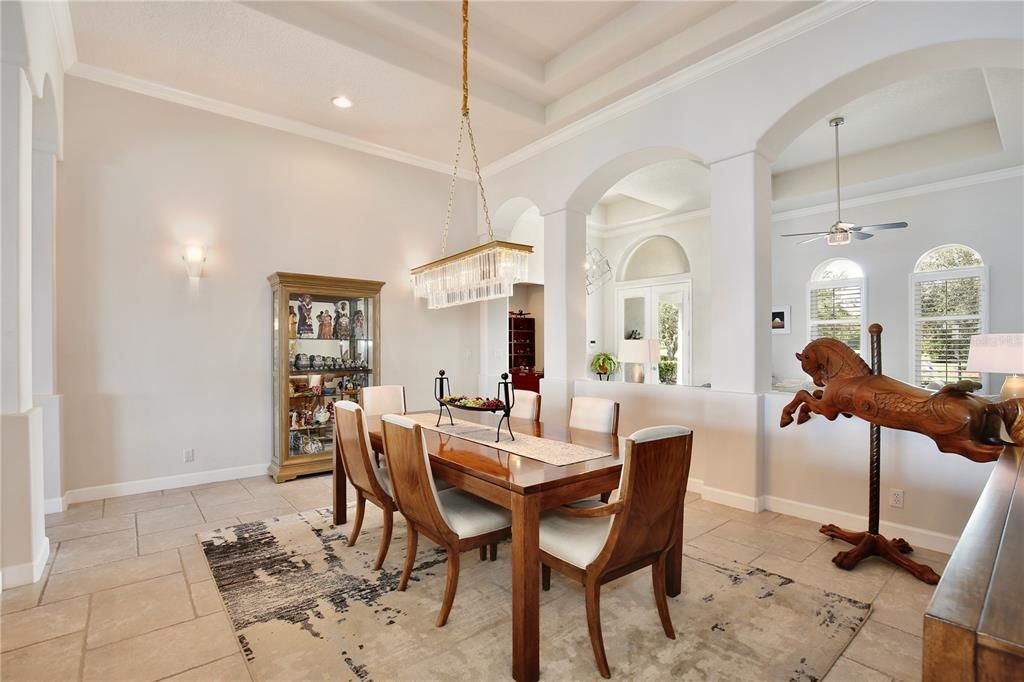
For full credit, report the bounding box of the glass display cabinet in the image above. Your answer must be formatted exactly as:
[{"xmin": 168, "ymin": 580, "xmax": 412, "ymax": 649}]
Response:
[{"xmin": 268, "ymin": 273, "xmax": 385, "ymax": 482}]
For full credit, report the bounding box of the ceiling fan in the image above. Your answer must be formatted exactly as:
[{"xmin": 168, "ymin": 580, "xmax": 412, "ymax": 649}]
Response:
[{"xmin": 782, "ymin": 116, "xmax": 908, "ymax": 246}]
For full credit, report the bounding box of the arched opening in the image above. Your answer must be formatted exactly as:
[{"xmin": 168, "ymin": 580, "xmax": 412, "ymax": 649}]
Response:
[{"xmin": 566, "ymin": 150, "xmax": 707, "ymax": 388}]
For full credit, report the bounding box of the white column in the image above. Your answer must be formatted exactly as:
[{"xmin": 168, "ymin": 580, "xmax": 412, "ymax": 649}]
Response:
[
  {"xmin": 1, "ymin": 61, "xmax": 49, "ymax": 587},
  {"xmin": 539, "ymin": 208, "xmax": 587, "ymax": 424},
  {"xmin": 709, "ymin": 152, "xmax": 773, "ymax": 394},
  {"xmin": 700, "ymin": 151, "xmax": 773, "ymax": 512},
  {"xmin": 32, "ymin": 147, "xmax": 63, "ymax": 511}
]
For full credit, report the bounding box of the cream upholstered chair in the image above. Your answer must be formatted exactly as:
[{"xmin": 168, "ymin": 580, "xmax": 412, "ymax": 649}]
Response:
[
  {"xmin": 539, "ymin": 425, "xmax": 694, "ymax": 678},
  {"xmin": 509, "ymin": 389, "xmax": 541, "ymax": 422},
  {"xmin": 334, "ymin": 401, "xmax": 396, "ymax": 570},
  {"xmin": 381, "ymin": 414, "xmax": 512, "ymax": 626},
  {"xmin": 569, "ymin": 396, "xmax": 620, "ymax": 434},
  {"xmin": 360, "ymin": 385, "xmax": 407, "ymax": 417}
]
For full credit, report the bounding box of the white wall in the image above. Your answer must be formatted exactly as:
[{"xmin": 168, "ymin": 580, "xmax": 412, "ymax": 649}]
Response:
[
  {"xmin": 771, "ymin": 176, "xmax": 1024, "ymax": 390},
  {"xmin": 56, "ymin": 78, "xmax": 481, "ymax": 494}
]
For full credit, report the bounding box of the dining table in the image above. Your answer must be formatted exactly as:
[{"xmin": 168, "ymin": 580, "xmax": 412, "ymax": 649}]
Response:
[{"xmin": 331, "ymin": 409, "xmax": 686, "ymax": 682}]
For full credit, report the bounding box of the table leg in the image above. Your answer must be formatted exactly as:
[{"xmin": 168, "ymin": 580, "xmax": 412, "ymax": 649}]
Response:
[
  {"xmin": 666, "ymin": 508, "xmax": 684, "ymax": 597},
  {"xmin": 512, "ymin": 494, "xmax": 541, "ymax": 682},
  {"xmin": 333, "ymin": 459, "xmax": 347, "ymax": 526}
]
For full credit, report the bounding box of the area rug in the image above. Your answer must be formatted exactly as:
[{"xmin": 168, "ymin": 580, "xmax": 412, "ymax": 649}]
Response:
[{"xmin": 199, "ymin": 509, "xmax": 869, "ymax": 681}]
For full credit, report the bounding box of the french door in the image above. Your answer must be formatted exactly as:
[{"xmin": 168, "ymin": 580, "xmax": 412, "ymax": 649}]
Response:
[{"xmin": 614, "ymin": 279, "xmax": 692, "ymax": 385}]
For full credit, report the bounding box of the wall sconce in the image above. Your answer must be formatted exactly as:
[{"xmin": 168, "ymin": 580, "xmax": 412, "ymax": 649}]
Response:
[{"xmin": 182, "ymin": 244, "xmax": 206, "ymax": 280}]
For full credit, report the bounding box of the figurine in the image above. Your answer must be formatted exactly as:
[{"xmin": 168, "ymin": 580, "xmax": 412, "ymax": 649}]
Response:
[
  {"xmin": 317, "ymin": 310, "xmax": 333, "ymax": 339},
  {"xmin": 297, "ymin": 295, "xmax": 314, "ymax": 337},
  {"xmin": 288, "ymin": 306, "xmax": 298, "ymax": 339},
  {"xmin": 334, "ymin": 301, "xmax": 351, "ymax": 340},
  {"xmin": 352, "ymin": 308, "xmax": 366, "ymax": 338}
]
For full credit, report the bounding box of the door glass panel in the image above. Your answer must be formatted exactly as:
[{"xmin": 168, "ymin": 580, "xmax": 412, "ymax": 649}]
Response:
[
  {"xmin": 621, "ymin": 294, "xmax": 647, "ymax": 382},
  {"xmin": 656, "ymin": 290, "xmax": 683, "ymax": 385}
]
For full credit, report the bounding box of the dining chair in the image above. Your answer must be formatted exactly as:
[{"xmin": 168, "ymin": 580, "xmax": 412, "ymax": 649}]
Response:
[
  {"xmin": 538, "ymin": 425, "xmax": 694, "ymax": 678},
  {"xmin": 334, "ymin": 401, "xmax": 396, "ymax": 570},
  {"xmin": 381, "ymin": 414, "xmax": 513, "ymax": 626},
  {"xmin": 569, "ymin": 396, "xmax": 620, "ymax": 435},
  {"xmin": 360, "ymin": 385, "xmax": 407, "ymax": 417},
  {"xmin": 509, "ymin": 389, "xmax": 541, "ymax": 422}
]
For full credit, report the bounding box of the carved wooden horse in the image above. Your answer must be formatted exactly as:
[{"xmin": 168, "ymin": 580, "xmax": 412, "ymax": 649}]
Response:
[{"xmin": 780, "ymin": 338, "xmax": 1024, "ymax": 463}]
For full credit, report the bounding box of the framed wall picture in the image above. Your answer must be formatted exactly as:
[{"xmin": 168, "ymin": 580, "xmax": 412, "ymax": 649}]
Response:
[{"xmin": 772, "ymin": 306, "xmax": 791, "ymax": 335}]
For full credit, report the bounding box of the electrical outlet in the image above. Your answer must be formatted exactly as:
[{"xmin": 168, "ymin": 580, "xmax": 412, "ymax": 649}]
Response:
[
  {"xmin": 183, "ymin": 448, "xmax": 195, "ymax": 463},
  {"xmin": 889, "ymin": 488, "xmax": 904, "ymax": 509}
]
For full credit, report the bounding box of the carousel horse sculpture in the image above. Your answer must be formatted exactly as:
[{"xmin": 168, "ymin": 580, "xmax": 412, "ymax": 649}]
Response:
[{"xmin": 780, "ymin": 324, "xmax": 1024, "ymax": 584}]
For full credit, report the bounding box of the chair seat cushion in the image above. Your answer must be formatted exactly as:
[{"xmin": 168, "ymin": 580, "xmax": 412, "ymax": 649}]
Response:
[
  {"xmin": 437, "ymin": 489, "xmax": 512, "ymax": 539},
  {"xmin": 539, "ymin": 513, "xmax": 613, "ymax": 569},
  {"xmin": 374, "ymin": 463, "xmax": 391, "ymax": 497}
]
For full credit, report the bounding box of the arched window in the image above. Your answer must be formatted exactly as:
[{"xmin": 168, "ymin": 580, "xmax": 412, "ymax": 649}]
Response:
[
  {"xmin": 912, "ymin": 245, "xmax": 987, "ymax": 388},
  {"xmin": 808, "ymin": 258, "xmax": 865, "ymax": 353}
]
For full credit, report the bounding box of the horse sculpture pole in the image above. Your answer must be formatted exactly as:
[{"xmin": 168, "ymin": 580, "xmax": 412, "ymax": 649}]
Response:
[{"xmin": 868, "ymin": 324, "xmax": 881, "ymax": 537}]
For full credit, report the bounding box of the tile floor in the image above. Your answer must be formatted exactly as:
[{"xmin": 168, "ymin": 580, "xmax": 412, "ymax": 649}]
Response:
[{"xmin": 1, "ymin": 474, "xmax": 945, "ymax": 681}]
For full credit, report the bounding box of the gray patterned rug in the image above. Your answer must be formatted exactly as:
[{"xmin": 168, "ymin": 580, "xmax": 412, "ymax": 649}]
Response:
[{"xmin": 199, "ymin": 508, "xmax": 869, "ymax": 681}]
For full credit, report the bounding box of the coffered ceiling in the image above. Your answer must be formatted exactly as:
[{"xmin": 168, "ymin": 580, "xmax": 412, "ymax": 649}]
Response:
[{"xmin": 67, "ymin": 1, "xmax": 813, "ymax": 167}]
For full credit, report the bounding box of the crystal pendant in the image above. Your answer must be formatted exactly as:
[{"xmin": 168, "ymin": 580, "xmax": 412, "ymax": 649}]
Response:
[{"xmin": 412, "ymin": 241, "xmax": 532, "ymax": 309}]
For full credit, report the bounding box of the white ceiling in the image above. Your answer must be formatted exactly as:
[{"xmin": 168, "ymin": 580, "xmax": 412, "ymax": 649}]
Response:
[{"xmin": 67, "ymin": 0, "xmax": 813, "ymax": 166}]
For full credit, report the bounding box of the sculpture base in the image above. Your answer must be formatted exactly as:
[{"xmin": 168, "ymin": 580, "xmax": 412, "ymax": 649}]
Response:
[{"xmin": 819, "ymin": 524, "xmax": 941, "ymax": 585}]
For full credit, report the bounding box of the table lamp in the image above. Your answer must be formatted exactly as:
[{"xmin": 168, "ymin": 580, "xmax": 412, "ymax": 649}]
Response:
[
  {"xmin": 967, "ymin": 333, "xmax": 1024, "ymax": 399},
  {"xmin": 619, "ymin": 339, "xmax": 659, "ymax": 383}
]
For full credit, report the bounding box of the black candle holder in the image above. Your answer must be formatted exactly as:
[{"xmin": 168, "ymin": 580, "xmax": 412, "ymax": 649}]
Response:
[{"xmin": 433, "ymin": 369, "xmax": 516, "ymax": 442}]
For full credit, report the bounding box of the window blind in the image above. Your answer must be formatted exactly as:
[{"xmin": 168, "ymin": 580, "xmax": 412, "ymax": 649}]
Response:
[
  {"xmin": 808, "ymin": 280, "xmax": 863, "ymax": 351},
  {"xmin": 912, "ymin": 268, "xmax": 985, "ymax": 387}
]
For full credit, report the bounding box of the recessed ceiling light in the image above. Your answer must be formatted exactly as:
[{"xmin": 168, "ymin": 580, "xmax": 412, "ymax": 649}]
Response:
[{"xmin": 332, "ymin": 95, "xmax": 353, "ymax": 109}]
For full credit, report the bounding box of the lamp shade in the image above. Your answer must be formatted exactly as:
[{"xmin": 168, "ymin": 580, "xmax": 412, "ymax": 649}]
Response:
[
  {"xmin": 966, "ymin": 334, "xmax": 1024, "ymax": 374},
  {"xmin": 620, "ymin": 339, "xmax": 659, "ymax": 364}
]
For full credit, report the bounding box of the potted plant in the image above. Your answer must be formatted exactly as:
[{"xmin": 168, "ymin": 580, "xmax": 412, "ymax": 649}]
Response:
[{"xmin": 590, "ymin": 352, "xmax": 619, "ymax": 381}]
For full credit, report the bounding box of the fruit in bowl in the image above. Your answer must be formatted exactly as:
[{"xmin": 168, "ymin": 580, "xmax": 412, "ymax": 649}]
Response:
[{"xmin": 442, "ymin": 395, "xmax": 505, "ymax": 410}]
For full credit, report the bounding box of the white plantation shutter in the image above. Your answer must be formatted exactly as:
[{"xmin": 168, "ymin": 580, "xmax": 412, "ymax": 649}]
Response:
[
  {"xmin": 808, "ymin": 278, "xmax": 865, "ymax": 353},
  {"xmin": 912, "ymin": 266, "xmax": 987, "ymax": 388}
]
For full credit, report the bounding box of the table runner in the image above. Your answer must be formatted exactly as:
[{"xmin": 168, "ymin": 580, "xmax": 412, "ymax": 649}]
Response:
[{"xmin": 406, "ymin": 412, "xmax": 613, "ymax": 466}]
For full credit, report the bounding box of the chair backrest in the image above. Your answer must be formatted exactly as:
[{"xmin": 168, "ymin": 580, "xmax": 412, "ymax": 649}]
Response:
[
  {"xmin": 334, "ymin": 401, "xmax": 389, "ymax": 501},
  {"xmin": 569, "ymin": 396, "xmax": 619, "ymax": 434},
  {"xmin": 598, "ymin": 426, "xmax": 693, "ymax": 572},
  {"xmin": 361, "ymin": 385, "xmax": 406, "ymax": 416},
  {"xmin": 380, "ymin": 414, "xmax": 455, "ymax": 541},
  {"xmin": 509, "ymin": 389, "xmax": 541, "ymax": 422}
]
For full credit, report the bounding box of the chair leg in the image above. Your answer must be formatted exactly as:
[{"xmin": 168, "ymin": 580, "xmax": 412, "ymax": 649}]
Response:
[
  {"xmin": 541, "ymin": 564, "xmax": 551, "ymax": 591},
  {"xmin": 652, "ymin": 553, "xmax": 676, "ymax": 639},
  {"xmin": 585, "ymin": 580, "xmax": 611, "ymax": 679},
  {"xmin": 489, "ymin": 542, "xmax": 497, "ymax": 561},
  {"xmin": 479, "ymin": 546, "xmax": 487, "ymax": 561},
  {"xmin": 436, "ymin": 548, "xmax": 460, "ymax": 627},
  {"xmin": 398, "ymin": 525, "xmax": 418, "ymax": 591},
  {"xmin": 373, "ymin": 505, "xmax": 394, "ymax": 570},
  {"xmin": 347, "ymin": 491, "xmax": 365, "ymax": 547}
]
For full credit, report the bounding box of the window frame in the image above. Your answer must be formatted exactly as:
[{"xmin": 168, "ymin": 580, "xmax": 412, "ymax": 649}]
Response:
[
  {"xmin": 806, "ymin": 273, "xmax": 868, "ymax": 358},
  {"xmin": 908, "ymin": 262, "xmax": 989, "ymax": 391}
]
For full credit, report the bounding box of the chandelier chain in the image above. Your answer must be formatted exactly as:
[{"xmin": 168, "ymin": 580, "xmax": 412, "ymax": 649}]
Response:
[{"xmin": 439, "ymin": 0, "xmax": 494, "ymax": 256}]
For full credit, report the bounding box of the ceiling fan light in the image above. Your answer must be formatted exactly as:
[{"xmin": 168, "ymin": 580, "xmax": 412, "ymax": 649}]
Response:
[{"xmin": 827, "ymin": 231, "xmax": 852, "ymax": 247}]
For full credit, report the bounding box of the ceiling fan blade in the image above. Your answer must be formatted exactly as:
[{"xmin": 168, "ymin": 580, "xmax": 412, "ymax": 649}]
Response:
[
  {"xmin": 853, "ymin": 221, "xmax": 909, "ymax": 231},
  {"xmin": 851, "ymin": 231, "xmax": 874, "ymax": 240},
  {"xmin": 799, "ymin": 235, "xmax": 829, "ymax": 245},
  {"xmin": 782, "ymin": 231, "xmax": 830, "ymax": 237}
]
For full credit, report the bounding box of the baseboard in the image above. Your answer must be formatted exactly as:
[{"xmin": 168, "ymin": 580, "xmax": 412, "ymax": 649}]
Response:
[
  {"xmin": 64, "ymin": 463, "xmax": 272, "ymax": 505},
  {"xmin": 44, "ymin": 496, "xmax": 67, "ymax": 514},
  {"xmin": 2, "ymin": 538, "xmax": 50, "ymax": 589},
  {"xmin": 762, "ymin": 495, "xmax": 959, "ymax": 554},
  {"xmin": 686, "ymin": 477, "xmax": 704, "ymax": 495},
  {"xmin": 700, "ymin": 485, "xmax": 763, "ymax": 512}
]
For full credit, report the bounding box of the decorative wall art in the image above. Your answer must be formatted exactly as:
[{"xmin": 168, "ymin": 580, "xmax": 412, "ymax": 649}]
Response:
[{"xmin": 771, "ymin": 306, "xmax": 791, "ymax": 335}]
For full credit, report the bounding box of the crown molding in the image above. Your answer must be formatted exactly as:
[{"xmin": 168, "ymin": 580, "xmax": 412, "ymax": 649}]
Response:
[
  {"xmin": 50, "ymin": 0, "xmax": 77, "ymax": 71},
  {"xmin": 481, "ymin": 0, "xmax": 873, "ymax": 178},
  {"xmin": 771, "ymin": 165, "xmax": 1024, "ymax": 223},
  {"xmin": 589, "ymin": 206, "xmax": 711, "ymax": 238},
  {"xmin": 68, "ymin": 62, "xmax": 473, "ymax": 179}
]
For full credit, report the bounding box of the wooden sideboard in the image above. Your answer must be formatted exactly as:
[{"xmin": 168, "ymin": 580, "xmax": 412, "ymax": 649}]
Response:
[{"xmin": 922, "ymin": 444, "xmax": 1023, "ymax": 680}]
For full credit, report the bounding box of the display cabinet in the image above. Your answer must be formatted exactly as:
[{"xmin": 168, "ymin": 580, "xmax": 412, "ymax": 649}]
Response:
[{"xmin": 268, "ymin": 273, "xmax": 384, "ymax": 482}]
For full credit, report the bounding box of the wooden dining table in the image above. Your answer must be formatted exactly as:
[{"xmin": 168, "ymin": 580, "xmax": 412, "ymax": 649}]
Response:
[{"xmin": 331, "ymin": 410, "xmax": 685, "ymax": 682}]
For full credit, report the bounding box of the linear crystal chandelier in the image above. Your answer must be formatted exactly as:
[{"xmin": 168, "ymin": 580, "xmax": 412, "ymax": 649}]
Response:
[{"xmin": 410, "ymin": 0, "xmax": 532, "ymax": 309}]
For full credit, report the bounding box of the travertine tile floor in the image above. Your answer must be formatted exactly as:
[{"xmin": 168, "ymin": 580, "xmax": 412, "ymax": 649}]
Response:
[{"xmin": 1, "ymin": 474, "xmax": 946, "ymax": 681}]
